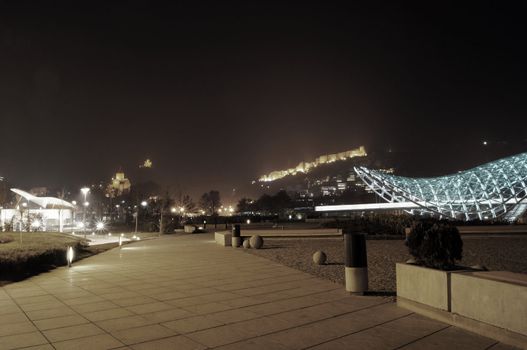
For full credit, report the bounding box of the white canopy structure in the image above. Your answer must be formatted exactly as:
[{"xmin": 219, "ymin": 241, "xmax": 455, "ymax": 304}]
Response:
[
  {"xmin": 1, "ymin": 188, "xmax": 75, "ymax": 232},
  {"xmin": 11, "ymin": 188, "xmax": 74, "ymax": 209}
]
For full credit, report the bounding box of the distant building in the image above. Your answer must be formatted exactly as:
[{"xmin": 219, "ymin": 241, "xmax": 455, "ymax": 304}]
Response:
[{"xmin": 106, "ymin": 171, "xmax": 131, "ymax": 197}]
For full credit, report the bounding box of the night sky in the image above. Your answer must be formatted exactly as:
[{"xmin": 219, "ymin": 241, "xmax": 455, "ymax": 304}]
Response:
[{"xmin": 1, "ymin": 1, "xmax": 526, "ymax": 198}]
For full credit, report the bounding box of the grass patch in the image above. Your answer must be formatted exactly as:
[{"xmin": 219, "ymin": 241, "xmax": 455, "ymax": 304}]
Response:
[{"xmin": 0, "ymin": 232, "xmax": 87, "ymax": 283}]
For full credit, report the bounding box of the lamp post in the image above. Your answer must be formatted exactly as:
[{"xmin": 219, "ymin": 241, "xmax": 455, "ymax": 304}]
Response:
[
  {"xmin": 81, "ymin": 187, "xmax": 90, "ymax": 234},
  {"xmin": 135, "ymin": 201, "xmax": 147, "ymax": 233},
  {"xmin": 71, "ymin": 201, "xmax": 77, "ymax": 230},
  {"xmin": 83, "ymin": 201, "xmax": 89, "ymax": 237},
  {"xmin": 22, "ymin": 202, "xmax": 29, "ymax": 232}
]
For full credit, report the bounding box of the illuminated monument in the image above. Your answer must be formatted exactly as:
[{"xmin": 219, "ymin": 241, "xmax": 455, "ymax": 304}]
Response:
[
  {"xmin": 317, "ymin": 152, "xmax": 527, "ymax": 222},
  {"xmin": 258, "ymin": 146, "xmax": 367, "ymax": 182}
]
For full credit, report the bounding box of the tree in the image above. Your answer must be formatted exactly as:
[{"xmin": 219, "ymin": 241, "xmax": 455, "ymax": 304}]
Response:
[
  {"xmin": 272, "ymin": 190, "xmax": 292, "ymax": 214},
  {"xmin": 199, "ymin": 190, "xmax": 221, "ymax": 215},
  {"xmin": 158, "ymin": 190, "xmax": 174, "ymax": 233},
  {"xmin": 236, "ymin": 198, "xmax": 253, "ymax": 213}
]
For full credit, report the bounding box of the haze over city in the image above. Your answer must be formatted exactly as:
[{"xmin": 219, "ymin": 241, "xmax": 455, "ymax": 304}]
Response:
[{"xmin": 1, "ymin": 1, "xmax": 526, "ymax": 197}]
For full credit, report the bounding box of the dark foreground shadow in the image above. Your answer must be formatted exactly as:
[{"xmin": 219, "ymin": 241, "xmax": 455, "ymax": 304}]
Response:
[{"xmin": 364, "ymin": 290, "xmax": 396, "ymax": 297}]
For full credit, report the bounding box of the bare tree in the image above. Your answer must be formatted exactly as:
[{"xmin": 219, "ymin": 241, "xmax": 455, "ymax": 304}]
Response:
[{"xmin": 199, "ymin": 190, "xmax": 221, "ymax": 215}]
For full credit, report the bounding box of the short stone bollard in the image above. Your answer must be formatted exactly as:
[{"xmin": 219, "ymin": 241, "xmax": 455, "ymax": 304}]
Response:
[
  {"xmin": 313, "ymin": 251, "xmax": 327, "ymax": 265},
  {"xmin": 243, "ymin": 239, "xmax": 250, "ymax": 248},
  {"xmin": 249, "ymin": 235, "xmax": 263, "ymax": 249},
  {"xmin": 343, "ymin": 229, "xmax": 368, "ymax": 294},
  {"xmin": 232, "ymin": 224, "xmax": 242, "ymax": 248}
]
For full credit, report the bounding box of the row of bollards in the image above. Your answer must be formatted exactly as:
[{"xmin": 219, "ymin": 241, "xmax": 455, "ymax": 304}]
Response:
[{"xmin": 229, "ymin": 223, "xmax": 368, "ymax": 294}]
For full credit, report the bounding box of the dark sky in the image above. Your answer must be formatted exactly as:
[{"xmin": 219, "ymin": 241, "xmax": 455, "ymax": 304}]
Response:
[{"xmin": 1, "ymin": 1, "xmax": 526, "ymax": 198}]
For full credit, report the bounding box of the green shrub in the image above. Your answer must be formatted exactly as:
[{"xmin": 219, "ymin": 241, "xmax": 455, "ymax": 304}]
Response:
[{"xmin": 406, "ymin": 220, "xmax": 463, "ymax": 270}]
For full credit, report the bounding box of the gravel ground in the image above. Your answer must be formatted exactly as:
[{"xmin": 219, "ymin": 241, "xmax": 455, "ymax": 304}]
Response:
[{"xmin": 243, "ymin": 236, "xmax": 527, "ymax": 292}]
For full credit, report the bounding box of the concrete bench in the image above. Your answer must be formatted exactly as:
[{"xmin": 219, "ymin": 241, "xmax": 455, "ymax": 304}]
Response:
[{"xmin": 214, "ymin": 231, "xmax": 231, "ymax": 246}]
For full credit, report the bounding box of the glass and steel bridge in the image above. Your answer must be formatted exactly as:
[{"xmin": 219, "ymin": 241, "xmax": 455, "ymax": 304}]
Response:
[{"xmin": 351, "ymin": 152, "xmax": 527, "ymax": 221}]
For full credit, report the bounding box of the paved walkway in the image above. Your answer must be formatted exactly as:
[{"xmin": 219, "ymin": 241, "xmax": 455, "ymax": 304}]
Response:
[{"xmin": 0, "ymin": 234, "xmax": 518, "ymax": 349}]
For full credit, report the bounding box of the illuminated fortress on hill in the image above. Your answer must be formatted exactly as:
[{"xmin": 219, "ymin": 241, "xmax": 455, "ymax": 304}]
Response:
[{"xmin": 258, "ymin": 146, "xmax": 367, "ymax": 182}]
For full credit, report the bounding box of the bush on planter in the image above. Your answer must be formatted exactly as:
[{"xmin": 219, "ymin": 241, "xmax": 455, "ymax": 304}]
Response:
[{"xmin": 407, "ymin": 220, "xmax": 463, "ymax": 270}]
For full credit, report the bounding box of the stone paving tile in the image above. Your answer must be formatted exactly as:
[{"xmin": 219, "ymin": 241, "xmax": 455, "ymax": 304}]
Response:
[
  {"xmin": 18, "ymin": 344, "xmax": 55, "ymax": 350},
  {"xmin": 19, "ymin": 300, "xmax": 66, "ymax": 312},
  {"xmin": 71, "ymin": 300, "xmax": 120, "ymax": 313},
  {"xmin": 261, "ymin": 303, "xmax": 412, "ymax": 350},
  {"xmin": 14, "ymin": 294, "xmax": 58, "ymax": 306},
  {"xmin": 130, "ymin": 335, "xmax": 207, "ymax": 350},
  {"xmin": 0, "ymin": 304, "xmax": 22, "ymax": 315},
  {"xmin": 208, "ymin": 308, "xmax": 262, "ymax": 324},
  {"xmin": 52, "ymin": 333, "xmax": 124, "ymax": 350},
  {"xmin": 214, "ymin": 337, "xmax": 292, "ymax": 350},
  {"xmin": 126, "ymin": 301, "xmax": 173, "ymax": 315},
  {"xmin": 83, "ymin": 307, "xmax": 135, "ymax": 322},
  {"xmin": 0, "ymin": 331, "xmax": 49, "ymax": 349},
  {"xmin": 488, "ymin": 343, "xmax": 522, "ymax": 350},
  {"xmin": 140, "ymin": 308, "xmax": 195, "ymax": 323},
  {"xmin": 310, "ymin": 314, "xmax": 449, "ymax": 350},
  {"xmin": 25, "ymin": 306, "xmax": 76, "ymax": 320},
  {"xmin": 181, "ymin": 301, "xmax": 234, "ymax": 315},
  {"xmin": 0, "ymin": 312, "xmax": 29, "ymax": 325},
  {"xmin": 111, "ymin": 324, "xmax": 177, "ymax": 345},
  {"xmin": 186, "ymin": 316, "xmax": 291, "ymax": 348},
  {"xmin": 398, "ymin": 326, "xmax": 499, "ymax": 350},
  {"xmin": 96, "ymin": 315, "xmax": 155, "ymax": 332},
  {"xmin": 113, "ymin": 296, "xmax": 158, "ymax": 307},
  {"xmin": 0, "ymin": 321, "xmax": 37, "ymax": 337},
  {"xmin": 42, "ymin": 323, "xmax": 105, "ymax": 342},
  {"xmin": 61, "ymin": 295, "xmax": 106, "ymax": 306},
  {"xmin": 34, "ymin": 314, "xmax": 90, "ymax": 331},
  {"xmin": 162, "ymin": 315, "xmax": 225, "ymax": 334}
]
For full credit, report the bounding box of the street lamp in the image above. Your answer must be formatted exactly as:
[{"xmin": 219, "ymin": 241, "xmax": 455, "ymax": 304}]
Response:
[
  {"xmin": 81, "ymin": 188, "xmax": 90, "ymax": 235},
  {"xmin": 83, "ymin": 201, "xmax": 89, "ymax": 236}
]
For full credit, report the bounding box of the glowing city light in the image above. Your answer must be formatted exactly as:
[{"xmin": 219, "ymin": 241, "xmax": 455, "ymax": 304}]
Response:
[
  {"xmin": 96, "ymin": 222, "xmax": 105, "ymax": 230},
  {"xmin": 141, "ymin": 201, "xmax": 148, "ymax": 207}
]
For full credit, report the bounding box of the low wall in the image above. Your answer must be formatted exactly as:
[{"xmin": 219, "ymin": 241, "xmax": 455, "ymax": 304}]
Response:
[
  {"xmin": 451, "ymin": 271, "xmax": 527, "ymax": 337},
  {"xmin": 396, "ymin": 263, "xmax": 452, "ymax": 311}
]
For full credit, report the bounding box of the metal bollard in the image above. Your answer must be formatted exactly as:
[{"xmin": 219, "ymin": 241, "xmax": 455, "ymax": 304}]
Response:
[
  {"xmin": 232, "ymin": 224, "xmax": 242, "ymax": 247},
  {"xmin": 343, "ymin": 229, "xmax": 368, "ymax": 294}
]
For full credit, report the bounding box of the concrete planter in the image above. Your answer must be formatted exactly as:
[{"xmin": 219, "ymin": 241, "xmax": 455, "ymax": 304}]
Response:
[
  {"xmin": 396, "ymin": 262, "xmax": 455, "ymax": 311},
  {"xmin": 451, "ymin": 271, "xmax": 527, "ymax": 337}
]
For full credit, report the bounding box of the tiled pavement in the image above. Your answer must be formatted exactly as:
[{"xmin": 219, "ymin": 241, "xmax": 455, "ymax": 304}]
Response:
[{"xmin": 0, "ymin": 234, "xmax": 519, "ymax": 349}]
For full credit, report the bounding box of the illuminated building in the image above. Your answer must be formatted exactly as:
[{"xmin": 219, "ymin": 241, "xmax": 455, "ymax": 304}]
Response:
[
  {"xmin": 106, "ymin": 171, "xmax": 131, "ymax": 197},
  {"xmin": 317, "ymin": 152, "xmax": 527, "ymax": 222},
  {"xmin": 140, "ymin": 159, "xmax": 153, "ymax": 168},
  {"xmin": 258, "ymin": 146, "xmax": 367, "ymax": 182},
  {"xmin": 0, "ymin": 189, "xmax": 74, "ymax": 232}
]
